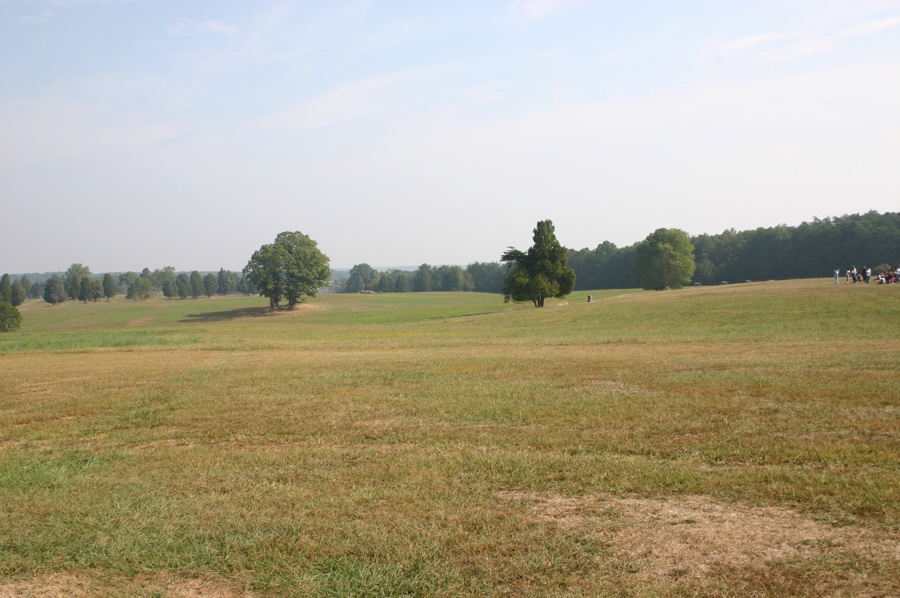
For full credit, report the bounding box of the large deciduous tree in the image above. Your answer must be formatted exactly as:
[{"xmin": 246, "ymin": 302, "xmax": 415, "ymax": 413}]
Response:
[
  {"xmin": 244, "ymin": 231, "xmax": 330, "ymax": 310},
  {"xmin": 635, "ymin": 228, "xmax": 696, "ymax": 290},
  {"xmin": 501, "ymin": 220, "xmax": 576, "ymax": 308},
  {"xmin": 345, "ymin": 263, "xmax": 378, "ymax": 293}
]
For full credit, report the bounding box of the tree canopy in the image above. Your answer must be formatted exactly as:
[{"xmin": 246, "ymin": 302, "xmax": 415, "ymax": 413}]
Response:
[
  {"xmin": 103, "ymin": 273, "xmax": 117, "ymax": 301},
  {"xmin": 0, "ymin": 274, "xmax": 10, "ymax": 304},
  {"xmin": 190, "ymin": 271, "xmax": 204, "ymax": 299},
  {"xmin": 345, "ymin": 263, "xmax": 378, "ymax": 293},
  {"xmin": 501, "ymin": 220, "xmax": 576, "ymax": 308},
  {"xmin": 244, "ymin": 231, "xmax": 331, "ymax": 309},
  {"xmin": 635, "ymin": 228, "xmax": 696, "ymax": 290},
  {"xmin": 43, "ymin": 275, "xmax": 66, "ymax": 306},
  {"xmin": 10, "ymin": 279, "xmax": 26, "ymax": 306},
  {"xmin": 0, "ymin": 302, "xmax": 22, "ymax": 332},
  {"xmin": 126, "ymin": 277, "xmax": 153, "ymax": 300}
]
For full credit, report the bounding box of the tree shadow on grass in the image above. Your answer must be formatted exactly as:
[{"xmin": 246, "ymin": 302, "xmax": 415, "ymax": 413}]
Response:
[{"xmin": 179, "ymin": 306, "xmax": 276, "ymax": 322}]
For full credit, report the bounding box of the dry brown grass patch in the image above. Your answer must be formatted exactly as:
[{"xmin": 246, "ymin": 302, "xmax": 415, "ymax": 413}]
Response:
[
  {"xmin": 0, "ymin": 571, "xmax": 255, "ymax": 598},
  {"xmin": 500, "ymin": 491, "xmax": 899, "ymax": 592}
]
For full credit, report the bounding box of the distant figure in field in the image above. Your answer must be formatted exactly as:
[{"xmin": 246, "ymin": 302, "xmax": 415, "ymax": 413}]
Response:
[
  {"xmin": 865, "ymin": 267, "xmax": 871, "ymax": 283},
  {"xmin": 834, "ymin": 270, "xmax": 840, "ymax": 284},
  {"xmin": 846, "ymin": 269, "xmax": 852, "ymax": 284}
]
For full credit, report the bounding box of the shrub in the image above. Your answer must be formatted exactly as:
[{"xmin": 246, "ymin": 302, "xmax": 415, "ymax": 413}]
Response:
[{"xmin": 0, "ymin": 302, "xmax": 22, "ymax": 332}]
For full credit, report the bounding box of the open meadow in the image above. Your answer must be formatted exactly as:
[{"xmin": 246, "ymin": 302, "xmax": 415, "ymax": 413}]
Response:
[{"xmin": 1, "ymin": 280, "xmax": 898, "ymax": 597}]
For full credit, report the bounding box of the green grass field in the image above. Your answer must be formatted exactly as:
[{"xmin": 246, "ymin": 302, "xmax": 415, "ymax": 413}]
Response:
[{"xmin": 1, "ymin": 280, "xmax": 897, "ymax": 597}]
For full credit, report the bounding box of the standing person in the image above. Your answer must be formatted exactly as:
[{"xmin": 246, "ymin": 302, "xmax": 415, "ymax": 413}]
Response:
[
  {"xmin": 834, "ymin": 269, "xmax": 840, "ymax": 284},
  {"xmin": 846, "ymin": 269, "xmax": 852, "ymax": 283},
  {"xmin": 865, "ymin": 267, "xmax": 871, "ymax": 283},
  {"xmin": 852, "ymin": 267, "xmax": 858, "ymax": 282}
]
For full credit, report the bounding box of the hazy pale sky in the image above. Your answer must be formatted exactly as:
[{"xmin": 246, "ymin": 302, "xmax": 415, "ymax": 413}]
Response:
[{"xmin": 2, "ymin": 0, "xmax": 898, "ymax": 273}]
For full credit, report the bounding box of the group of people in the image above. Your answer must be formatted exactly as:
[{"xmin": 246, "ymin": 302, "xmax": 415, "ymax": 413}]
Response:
[
  {"xmin": 837, "ymin": 266, "xmax": 899, "ymax": 284},
  {"xmin": 876, "ymin": 267, "xmax": 900, "ymax": 284}
]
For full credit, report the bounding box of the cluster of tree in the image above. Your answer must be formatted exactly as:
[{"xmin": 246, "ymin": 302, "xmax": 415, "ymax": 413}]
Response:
[
  {"xmin": 691, "ymin": 211, "xmax": 898, "ymax": 284},
  {"xmin": 117, "ymin": 267, "xmax": 254, "ymax": 300},
  {"xmin": 1, "ymin": 273, "xmax": 40, "ymax": 305},
  {"xmin": 0, "ymin": 265, "xmax": 259, "ymax": 308},
  {"xmin": 567, "ymin": 211, "xmax": 898, "ymax": 289},
  {"xmin": 336, "ymin": 262, "xmax": 508, "ymax": 294},
  {"xmin": 7, "ymin": 211, "xmax": 892, "ymax": 311}
]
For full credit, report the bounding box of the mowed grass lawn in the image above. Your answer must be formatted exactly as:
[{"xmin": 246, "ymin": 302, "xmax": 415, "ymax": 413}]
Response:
[{"xmin": 1, "ymin": 280, "xmax": 897, "ymax": 597}]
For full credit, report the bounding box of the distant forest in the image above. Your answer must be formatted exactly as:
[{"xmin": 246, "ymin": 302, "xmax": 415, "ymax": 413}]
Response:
[
  {"xmin": 329, "ymin": 211, "xmax": 898, "ymax": 294},
  {"xmin": 568, "ymin": 210, "xmax": 898, "ymax": 290},
  {"xmin": 4, "ymin": 211, "xmax": 897, "ymax": 298}
]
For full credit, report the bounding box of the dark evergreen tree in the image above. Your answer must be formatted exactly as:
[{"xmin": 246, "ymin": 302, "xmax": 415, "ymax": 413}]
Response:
[
  {"xmin": 0, "ymin": 274, "xmax": 11, "ymax": 303},
  {"xmin": 103, "ymin": 273, "xmax": 117, "ymax": 301},
  {"xmin": 190, "ymin": 271, "xmax": 203, "ymax": 299},
  {"xmin": 29, "ymin": 279, "xmax": 44, "ymax": 299},
  {"xmin": 10, "ymin": 279, "xmax": 26, "ymax": 306},
  {"xmin": 65, "ymin": 264, "xmax": 91, "ymax": 300},
  {"xmin": 203, "ymin": 273, "xmax": 218, "ymax": 298},
  {"xmin": 376, "ymin": 271, "xmax": 394, "ymax": 293},
  {"xmin": 501, "ymin": 220, "xmax": 576, "ymax": 307},
  {"xmin": 162, "ymin": 277, "xmax": 176, "ymax": 299},
  {"xmin": 43, "ymin": 275, "xmax": 66, "ymax": 305},
  {"xmin": 175, "ymin": 273, "xmax": 191, "ymax": 299},
  {"xmin": 79, "ymin": 277, "xmax": 92, "ymax": 303},
  {"xmin": 91, "ymin": 279, "xmax": 103, "ymax": 302},
  {"xmin": 394, "ymin": 272, "xmax": 411, "ymax": 293},
  {"xmin": 217, "ymin": 268, "xmax": 237, "ymax": 295}
]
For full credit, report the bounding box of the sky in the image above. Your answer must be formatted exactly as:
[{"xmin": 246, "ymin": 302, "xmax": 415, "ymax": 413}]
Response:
[{"xmin": 1, "ymin": 0, "xmax": 898, "ymax": 274}]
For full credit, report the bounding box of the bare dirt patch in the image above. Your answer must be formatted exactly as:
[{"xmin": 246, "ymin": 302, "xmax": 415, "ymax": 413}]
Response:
[
  {"xmin": 0, "ymin": 572, "xmax": 255, "ymax": 598},
  {"xmin": 500, "ymin": 491, "xmax": 899, "ymax": 593}
]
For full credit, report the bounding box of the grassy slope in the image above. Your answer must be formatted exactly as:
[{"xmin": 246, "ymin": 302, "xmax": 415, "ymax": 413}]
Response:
[{"xmin": 0, "ymin": 281, "xmax": 897, "ymax": 596}]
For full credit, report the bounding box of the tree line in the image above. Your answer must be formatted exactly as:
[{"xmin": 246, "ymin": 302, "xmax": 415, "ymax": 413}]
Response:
[
  {"xmin": 0, "ymin": 266, "xmax": 259, "ymax": 307},
  {"xmin": 334, "ymin": 262, "xmax": 508, "ymax": 295},
  {"xmin": 567, "ymin": 211, "xmax": 898, "ymax": 289},
  {"xmin": 3, "ymin": 211, "xmax": 895, "ymax": 310}
]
